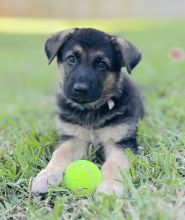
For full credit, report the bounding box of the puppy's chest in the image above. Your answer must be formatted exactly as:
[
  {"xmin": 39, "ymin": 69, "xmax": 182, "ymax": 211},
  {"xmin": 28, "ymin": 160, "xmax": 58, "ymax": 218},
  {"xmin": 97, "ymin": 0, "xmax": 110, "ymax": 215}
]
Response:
[
  {"xmin": 59, "ymin": 121, "xmax": 131, "ymax": 147},
  {"xmin": 88, "ymin": 130, "xmax": 101, "ymax": 147},
  {"xmin": 60, "ymin": 121, "xmax": 101, "ymax": 147}
]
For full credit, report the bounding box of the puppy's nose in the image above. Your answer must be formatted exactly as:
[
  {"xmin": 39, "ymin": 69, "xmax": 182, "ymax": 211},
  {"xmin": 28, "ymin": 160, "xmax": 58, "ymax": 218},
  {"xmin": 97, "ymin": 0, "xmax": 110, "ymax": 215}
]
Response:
[{"xmin": 73, "ymin": 83, "xmax": 88, "ymax": 95}]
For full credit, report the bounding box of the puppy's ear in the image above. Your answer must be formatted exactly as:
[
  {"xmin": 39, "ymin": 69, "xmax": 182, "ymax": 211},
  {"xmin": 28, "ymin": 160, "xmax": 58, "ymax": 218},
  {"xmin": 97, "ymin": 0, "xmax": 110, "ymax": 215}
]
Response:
[
  {"xmin": 45, "ymin": 28, "xmax": 77, "ymax": 64},
  {"xmin": 111, "ymin": 36, "xmax": 142, "ymax": 74}
]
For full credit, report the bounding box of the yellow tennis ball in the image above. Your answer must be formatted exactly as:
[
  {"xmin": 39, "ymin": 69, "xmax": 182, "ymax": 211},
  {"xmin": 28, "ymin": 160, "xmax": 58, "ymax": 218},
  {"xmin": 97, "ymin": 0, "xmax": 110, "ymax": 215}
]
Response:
[{"xmin": 63, "ymin": 160, "xmax": 102, "ymax": 196}]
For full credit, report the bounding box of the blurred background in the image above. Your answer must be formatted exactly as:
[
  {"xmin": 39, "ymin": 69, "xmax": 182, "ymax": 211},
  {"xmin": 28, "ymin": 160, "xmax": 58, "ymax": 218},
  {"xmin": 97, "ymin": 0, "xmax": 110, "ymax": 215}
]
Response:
[
  {"xmin": 0, "ymin": 0, "xmax": 185, "ymax": 18},
  {"xmin": 0, "ymin": 0, "xmax": 185, "ymax": 35}
]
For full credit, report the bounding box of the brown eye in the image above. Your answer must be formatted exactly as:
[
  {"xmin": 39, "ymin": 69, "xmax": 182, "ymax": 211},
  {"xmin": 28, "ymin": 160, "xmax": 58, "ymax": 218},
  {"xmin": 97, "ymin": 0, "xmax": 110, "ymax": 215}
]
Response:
[
  {"xmin": 97, "ymin": 60, "xmax": 108, "ymax": 71},
  {"xmin": 66, "ymin": 54, "xmax": 77, "ymax": 65}
]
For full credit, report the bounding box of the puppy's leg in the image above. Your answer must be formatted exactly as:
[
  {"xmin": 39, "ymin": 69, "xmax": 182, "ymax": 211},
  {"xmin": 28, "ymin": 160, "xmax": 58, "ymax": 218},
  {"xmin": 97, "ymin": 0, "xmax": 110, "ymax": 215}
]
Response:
[
  {"xmin": 96, "ymin": 122, "xmax": 138, "ymax": 195},
  {"xmin": 31, "ymin": 138, "xmax": 86, "ymax": 194},
  {"xmin": 96, "ymin": 146, "xmax": 129, "ymax": 196}
]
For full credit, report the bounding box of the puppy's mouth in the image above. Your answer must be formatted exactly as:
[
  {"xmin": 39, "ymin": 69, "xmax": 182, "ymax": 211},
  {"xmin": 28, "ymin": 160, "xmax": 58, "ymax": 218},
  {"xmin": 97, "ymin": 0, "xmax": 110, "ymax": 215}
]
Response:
[
  {"xmin": 66, "ymin": 90, "xmax": 101, "ymax": 105},
  {"xmin": 64, "ymin": 83, "xmax": 102, "ymax": 105},
  {"xmin": 70, "ymin": 94, "xmax": 100, "ymax": 104},
  {"xmin": 71, "ymin": 96, "xmax": 90, "ymax": 104}
]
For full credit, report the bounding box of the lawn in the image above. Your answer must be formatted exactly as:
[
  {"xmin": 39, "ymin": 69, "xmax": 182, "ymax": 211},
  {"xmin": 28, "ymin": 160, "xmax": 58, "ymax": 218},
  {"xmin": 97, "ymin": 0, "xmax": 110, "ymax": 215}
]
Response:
[{"xmin": 0, "ymin": 18, "xmax": 185, "ymax": 220}]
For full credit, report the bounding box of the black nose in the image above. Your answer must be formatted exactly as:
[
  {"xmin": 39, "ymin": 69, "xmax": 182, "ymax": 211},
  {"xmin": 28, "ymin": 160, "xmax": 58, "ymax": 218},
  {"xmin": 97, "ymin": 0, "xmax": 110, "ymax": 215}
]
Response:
[{"xmin": 73, "ymin": 83, "xmax": 88, "ymax": 95}]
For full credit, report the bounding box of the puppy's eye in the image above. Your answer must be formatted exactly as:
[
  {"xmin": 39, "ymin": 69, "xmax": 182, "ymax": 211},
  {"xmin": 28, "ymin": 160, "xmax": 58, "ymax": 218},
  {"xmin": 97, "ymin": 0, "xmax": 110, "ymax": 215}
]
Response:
[
  {"xmin": 97, "ymin": 60, "xmax": 108, "ymax": 71},
  {"xmin": 66, "ymin": 54, "xmax": 77, "ymax": 65}
]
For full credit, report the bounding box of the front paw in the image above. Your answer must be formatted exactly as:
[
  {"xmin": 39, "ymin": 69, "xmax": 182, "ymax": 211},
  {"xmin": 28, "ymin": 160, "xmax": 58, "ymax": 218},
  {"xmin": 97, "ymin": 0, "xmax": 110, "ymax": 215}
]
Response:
[
  {"xmin": 96, "ymin": 180, "xmax": 124, "ymax": 196},
  {"xmin": 31, "ymin": 167, "xmax": 63, "ymax": 195}
]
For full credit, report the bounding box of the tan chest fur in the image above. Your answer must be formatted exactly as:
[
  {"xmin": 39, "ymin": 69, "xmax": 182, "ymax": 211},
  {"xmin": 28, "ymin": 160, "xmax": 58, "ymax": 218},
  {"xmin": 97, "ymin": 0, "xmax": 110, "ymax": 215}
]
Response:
[{"xmin": 58, "ymin": 121, "xmax": 132, "ymax": 148}]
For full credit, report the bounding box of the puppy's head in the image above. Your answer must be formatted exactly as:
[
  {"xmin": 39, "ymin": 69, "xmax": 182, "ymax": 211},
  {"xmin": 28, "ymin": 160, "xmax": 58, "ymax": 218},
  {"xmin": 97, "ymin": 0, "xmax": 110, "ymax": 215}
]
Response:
[{"xmin": 45, "ymin": 28, "xmax": 141, "ymax": 106}]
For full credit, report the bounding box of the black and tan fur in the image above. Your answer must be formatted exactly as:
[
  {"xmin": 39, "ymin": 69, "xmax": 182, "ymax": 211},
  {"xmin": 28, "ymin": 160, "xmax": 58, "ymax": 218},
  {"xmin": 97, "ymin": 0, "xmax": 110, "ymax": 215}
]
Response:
[{"xmin": 31, "ymin": 28, "xmax": 144, "ymax": 195}]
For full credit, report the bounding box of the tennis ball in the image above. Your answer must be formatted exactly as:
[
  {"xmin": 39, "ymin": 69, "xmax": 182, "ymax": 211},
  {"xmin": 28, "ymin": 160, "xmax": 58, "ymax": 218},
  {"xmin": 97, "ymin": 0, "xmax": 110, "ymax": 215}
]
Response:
[{"xmin": 63, "ymin": 160, "xmax": 102, "ymax": 196}]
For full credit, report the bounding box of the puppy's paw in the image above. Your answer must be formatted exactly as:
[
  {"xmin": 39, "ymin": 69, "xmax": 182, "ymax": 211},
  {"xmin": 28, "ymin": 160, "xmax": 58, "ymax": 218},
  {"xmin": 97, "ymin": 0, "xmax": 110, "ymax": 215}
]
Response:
[
  {"xmin": 96, "ymin": 180, "xmax": 124, "ymax": 196},
  {"xmin": 31, "ymin": 167, "xmax": 63, "ymax": 195}
]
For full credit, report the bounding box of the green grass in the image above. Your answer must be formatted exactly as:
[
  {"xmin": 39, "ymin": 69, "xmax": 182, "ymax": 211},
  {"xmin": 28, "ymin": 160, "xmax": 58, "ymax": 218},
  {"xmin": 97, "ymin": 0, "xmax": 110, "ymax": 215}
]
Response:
[{"xmin": 0, "ymin": 19, "xmax": 185, "ymax": 220}]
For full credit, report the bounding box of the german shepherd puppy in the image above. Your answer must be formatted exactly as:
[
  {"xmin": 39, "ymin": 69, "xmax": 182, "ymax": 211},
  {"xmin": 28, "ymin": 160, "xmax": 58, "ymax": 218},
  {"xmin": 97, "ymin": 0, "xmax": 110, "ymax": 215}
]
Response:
[{"xmin": 31, "ymin": 28, "xmax": 144, "ymax": 195}]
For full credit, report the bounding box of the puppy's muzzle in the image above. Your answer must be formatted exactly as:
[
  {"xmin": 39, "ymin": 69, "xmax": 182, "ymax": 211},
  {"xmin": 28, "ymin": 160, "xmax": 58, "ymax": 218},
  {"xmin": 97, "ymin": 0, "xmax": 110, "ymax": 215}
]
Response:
[
  {"xmin": 73, "ymin": 82, "xmax": 88, "ymax": 96},
  {"xmin": 71, "ymin": 82, "xmax": 90, "ymax": 103}
]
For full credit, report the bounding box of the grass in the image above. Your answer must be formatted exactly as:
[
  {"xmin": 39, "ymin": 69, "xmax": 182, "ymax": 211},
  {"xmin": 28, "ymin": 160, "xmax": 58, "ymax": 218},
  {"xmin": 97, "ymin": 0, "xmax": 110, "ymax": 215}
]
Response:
[{"xmin": 0, "ymin": 18, "xmax": 185, "ymax": 219}]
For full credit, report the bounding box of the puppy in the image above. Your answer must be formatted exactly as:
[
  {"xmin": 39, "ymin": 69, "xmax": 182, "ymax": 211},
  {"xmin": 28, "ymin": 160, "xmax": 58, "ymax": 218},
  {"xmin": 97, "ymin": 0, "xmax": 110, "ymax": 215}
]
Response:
[{"xmin": 31, "ymin": 28, "xmax": 144, "ymax": 195}]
